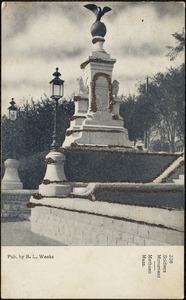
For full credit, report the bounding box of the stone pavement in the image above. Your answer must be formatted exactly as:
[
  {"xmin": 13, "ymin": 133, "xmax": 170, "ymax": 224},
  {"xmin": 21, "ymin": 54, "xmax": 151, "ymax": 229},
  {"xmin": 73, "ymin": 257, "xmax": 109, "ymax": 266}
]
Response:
[{"xmin": 1, "ymin": 220, "xmax": 65, "ymax": 246}]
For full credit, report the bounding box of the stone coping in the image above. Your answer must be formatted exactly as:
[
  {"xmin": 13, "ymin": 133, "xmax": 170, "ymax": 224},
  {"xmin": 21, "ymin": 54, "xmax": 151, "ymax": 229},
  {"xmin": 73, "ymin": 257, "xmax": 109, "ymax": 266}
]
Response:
[
  {"xmin": 29, "ymin": 196, "xmax": 184, "ymax": 232},
  {"xmin": 71, "ymin": 182, "xmax": 184, "ymax": 202},
  {"xmin": 64, "ymin": 145, "xmax": 183, "ymax": 156},
  {"xmin": 2, "ymin": 190, "xmax": 38, "ymax": 195},
  {"xmin": 72, "ymin": 182, "xmax": 184, "ymax": 195},
  {"xmin": 153, "ymin": 155, "xmax": 184, "ymax": 183}
]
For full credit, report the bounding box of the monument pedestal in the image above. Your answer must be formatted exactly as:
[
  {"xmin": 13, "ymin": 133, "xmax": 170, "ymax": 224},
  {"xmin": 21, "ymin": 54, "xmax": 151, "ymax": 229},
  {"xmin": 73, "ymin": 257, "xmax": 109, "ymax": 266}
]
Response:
[{"xmin": 64, "ymin": 42, "xmax": 132, "ymax": 148}]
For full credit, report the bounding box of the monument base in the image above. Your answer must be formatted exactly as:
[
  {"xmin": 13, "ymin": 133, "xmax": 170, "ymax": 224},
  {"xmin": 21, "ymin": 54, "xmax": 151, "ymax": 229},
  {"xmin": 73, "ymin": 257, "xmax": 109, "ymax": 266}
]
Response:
[{"xmin": 70, "ymin": 125, "xmax": 132, "ymax": 146}]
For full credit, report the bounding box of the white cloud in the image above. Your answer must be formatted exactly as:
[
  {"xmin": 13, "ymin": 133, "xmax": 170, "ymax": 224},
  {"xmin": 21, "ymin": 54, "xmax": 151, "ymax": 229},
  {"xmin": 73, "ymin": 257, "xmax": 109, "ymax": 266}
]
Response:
[
  {"xmin": 3, "ymin": 12, "xmax": 89, "ymax": 57},
  {"xmin": 2, "ymin": 2, "xmax": 185, "ymax": 115}
]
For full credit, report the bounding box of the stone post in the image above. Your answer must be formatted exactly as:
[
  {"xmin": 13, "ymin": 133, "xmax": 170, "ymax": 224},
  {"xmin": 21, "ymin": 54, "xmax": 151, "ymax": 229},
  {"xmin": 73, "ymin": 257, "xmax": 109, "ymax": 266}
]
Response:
[
  {"xmin": 38, "ymin": 151, "xmax": 71, "ymax": 197},
  {"xmin": 2, "ymin": 159, "xmax": 23, "ymax": 190}
]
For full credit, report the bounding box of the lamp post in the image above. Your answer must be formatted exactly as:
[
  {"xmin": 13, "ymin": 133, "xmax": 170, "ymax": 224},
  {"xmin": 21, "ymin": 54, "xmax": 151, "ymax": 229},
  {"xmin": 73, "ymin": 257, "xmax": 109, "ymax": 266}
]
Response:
[
  {"xmin": 144, "ymin": 76, "xmax": 149, "ymax": 150},
  {"xmin": 49, "ymin": 67, "xmax": 64, "ymax": 151},
  {"xmin": 8, "ymin": 98, "xmax": 18, "ymax": 121},
  {"xmin": 38, "ymin": 68, "xmax": 71, "ymax": 197},
  {"xmin": 8, "ymin": 98, "xmax": 18, "ymax": 158},
  {"xmin": 2, "ymin": 98, "xmax": 23, "ymax": 190}
]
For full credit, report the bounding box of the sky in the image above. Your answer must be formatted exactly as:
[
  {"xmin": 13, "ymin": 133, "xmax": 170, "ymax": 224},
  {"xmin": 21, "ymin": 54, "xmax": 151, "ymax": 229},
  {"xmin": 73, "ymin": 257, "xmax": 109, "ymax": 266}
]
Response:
[{"xmin": 2, "ymin": 1, "xmax": 185, "ymax": 115}]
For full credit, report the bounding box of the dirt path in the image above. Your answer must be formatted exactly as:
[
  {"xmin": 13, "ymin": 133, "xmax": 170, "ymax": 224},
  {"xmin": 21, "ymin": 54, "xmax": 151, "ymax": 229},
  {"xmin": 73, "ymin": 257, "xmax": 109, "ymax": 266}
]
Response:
[{"xmin": 1, "ymin": 220, "xmax": 65, "ymax": 246}]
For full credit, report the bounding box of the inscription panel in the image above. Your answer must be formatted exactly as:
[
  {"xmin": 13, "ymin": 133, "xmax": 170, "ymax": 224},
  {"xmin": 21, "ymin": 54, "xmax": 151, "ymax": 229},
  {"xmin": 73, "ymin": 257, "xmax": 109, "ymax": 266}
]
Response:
[{"xmin": 95, "ymin": 76, "xmax": 109, "ymax": 111}]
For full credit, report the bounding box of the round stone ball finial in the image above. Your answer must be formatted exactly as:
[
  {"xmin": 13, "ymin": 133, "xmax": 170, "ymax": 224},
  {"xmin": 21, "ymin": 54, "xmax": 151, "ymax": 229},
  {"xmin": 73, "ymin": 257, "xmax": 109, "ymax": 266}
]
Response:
[{"xmin": 91, "ymin": 21, "xmax": 107, "ymax": 37}]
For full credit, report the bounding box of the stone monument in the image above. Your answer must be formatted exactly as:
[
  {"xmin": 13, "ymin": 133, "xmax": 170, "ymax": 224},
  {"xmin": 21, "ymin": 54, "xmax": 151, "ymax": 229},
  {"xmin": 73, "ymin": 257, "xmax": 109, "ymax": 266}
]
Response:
[
  {"xmin": 28, "ymin": 4, "xmax": 184, "ymax": 247},
  {"xmin": 63, "ymin": 4, "xmax": 132, "ymax": 148}
]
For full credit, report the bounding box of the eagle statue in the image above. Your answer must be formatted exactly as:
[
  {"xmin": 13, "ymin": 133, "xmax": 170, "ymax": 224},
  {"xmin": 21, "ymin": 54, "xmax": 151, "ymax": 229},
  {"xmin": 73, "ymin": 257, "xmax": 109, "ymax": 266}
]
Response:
[
  {"xmin": 84, "ymin": 4, "xmax": 112, "ymax": 38},
  {"xmin": 84, "ymin": 4, "xmax": 112, "ymax": 22}
]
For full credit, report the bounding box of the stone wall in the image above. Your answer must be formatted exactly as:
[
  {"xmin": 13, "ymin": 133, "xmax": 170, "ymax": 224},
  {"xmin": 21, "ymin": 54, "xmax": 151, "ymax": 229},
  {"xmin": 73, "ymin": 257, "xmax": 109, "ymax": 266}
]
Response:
[
  {"xmin": 2, "ymin": 190, "xmax": 37, "ymax": 220},
  {"xmin": 30, "ymin": 197, "xmax": 184, "ymax": 246}
]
